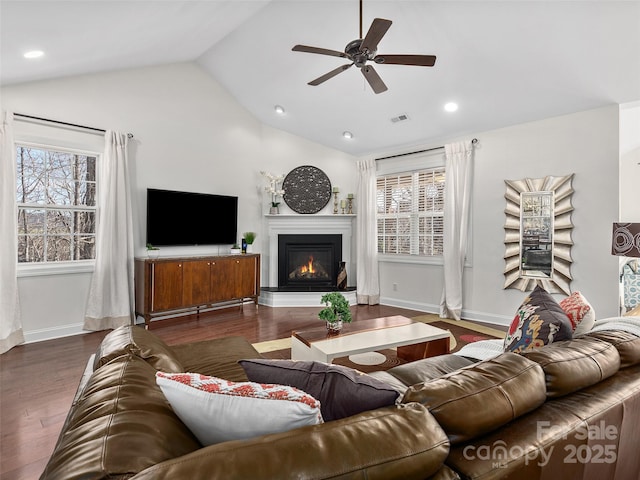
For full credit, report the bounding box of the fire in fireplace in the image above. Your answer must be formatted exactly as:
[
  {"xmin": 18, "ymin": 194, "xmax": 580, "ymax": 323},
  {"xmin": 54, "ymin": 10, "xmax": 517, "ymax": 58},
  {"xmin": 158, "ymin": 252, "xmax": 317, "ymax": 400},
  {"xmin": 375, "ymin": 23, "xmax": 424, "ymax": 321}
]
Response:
[
  {"xmin": 278, "ymin": 234, "xmax": 342, "ymax": 290},
  {"xmin": 289, "ymin": 255, "xmax": 330, "ymax": 281}
]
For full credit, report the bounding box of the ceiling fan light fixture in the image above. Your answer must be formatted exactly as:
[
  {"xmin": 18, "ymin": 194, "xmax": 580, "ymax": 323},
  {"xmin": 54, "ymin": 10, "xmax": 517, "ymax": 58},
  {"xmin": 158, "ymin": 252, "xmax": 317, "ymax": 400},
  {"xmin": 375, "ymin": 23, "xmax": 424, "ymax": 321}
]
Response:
[
  {"xmin": 343, "ymin": 131, "xmax": 354, "ymax": 139},
  {"xmin": 274, "ymin": 105, "xmax": 285, "ymax": 114},
  {"xmin": 444, "ymin": 102, "xmax": 459, "ymax": 112}
]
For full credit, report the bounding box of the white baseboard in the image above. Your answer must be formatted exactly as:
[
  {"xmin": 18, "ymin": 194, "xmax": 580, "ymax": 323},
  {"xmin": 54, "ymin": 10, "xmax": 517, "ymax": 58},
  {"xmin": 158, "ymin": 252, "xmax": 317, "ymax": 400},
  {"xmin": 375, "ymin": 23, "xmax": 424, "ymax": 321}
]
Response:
[
  {"xmin": 461, "ymin": 308, "xmax": 512, "ymax": 327},
  {"xmin": 379, "ymin": 297, "xmax": 440, "ymax": 314},
  {"xmin": 23, "ymin": 322, "xmax": 91, "ymax": 344},
  {"xmin": 380, "ymin": 297, "xmax": 512, "ymax": 327}
]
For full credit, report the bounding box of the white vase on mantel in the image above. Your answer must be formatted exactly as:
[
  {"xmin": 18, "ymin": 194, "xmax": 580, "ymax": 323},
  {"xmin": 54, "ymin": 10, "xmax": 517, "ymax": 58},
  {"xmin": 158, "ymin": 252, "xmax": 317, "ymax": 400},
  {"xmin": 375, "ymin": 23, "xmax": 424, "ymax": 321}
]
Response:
[
  {"xmin": 269, "ymin": 206, "xmax": 279, "ymax": 215},
  {"xmin": 246, "ymin": 244, "xmax": 254, "ymax": 254}
]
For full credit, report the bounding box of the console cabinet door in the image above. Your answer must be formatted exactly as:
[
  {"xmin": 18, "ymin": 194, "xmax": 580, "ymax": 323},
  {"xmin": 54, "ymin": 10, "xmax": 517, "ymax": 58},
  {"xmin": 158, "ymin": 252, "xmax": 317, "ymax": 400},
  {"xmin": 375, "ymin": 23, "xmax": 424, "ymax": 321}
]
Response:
[
  {"xmin": 183, "ymin": 260, "xmax": 212, "ymax": 306},
  {"xmin": 210, "ymin": 257, "xmax": 237, "ymax": 302},
  {"xmin": 236, "ymin": 256, "xmax": 258, "ymax": 299},
  {"xmin": 151, "ymin": 261, "xmax": 183, "ymax": 312}
]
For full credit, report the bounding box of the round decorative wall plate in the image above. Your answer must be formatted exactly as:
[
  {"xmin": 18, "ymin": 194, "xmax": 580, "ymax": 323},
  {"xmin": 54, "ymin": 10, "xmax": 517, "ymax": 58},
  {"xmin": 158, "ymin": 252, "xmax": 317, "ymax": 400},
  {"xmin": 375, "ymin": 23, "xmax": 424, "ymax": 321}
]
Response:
[{"xmin": 282, "ymin": 165, "xmax": 332, "ymax": 214}]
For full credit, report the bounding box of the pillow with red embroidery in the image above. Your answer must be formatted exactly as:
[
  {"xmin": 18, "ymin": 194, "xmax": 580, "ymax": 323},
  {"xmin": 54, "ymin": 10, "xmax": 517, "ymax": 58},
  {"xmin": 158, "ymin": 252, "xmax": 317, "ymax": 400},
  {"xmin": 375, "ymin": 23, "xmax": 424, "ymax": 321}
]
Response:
[
  {"xmin": 156, "ymin": 372, "xmax": 322, "ymax": 446},
  {"xmin": 503, "ymin": 285, "xmax": 573, "ymax": 353},
  {"xmin": 559, "ymin": 291, "xmax": 595, "ymax": 336}
]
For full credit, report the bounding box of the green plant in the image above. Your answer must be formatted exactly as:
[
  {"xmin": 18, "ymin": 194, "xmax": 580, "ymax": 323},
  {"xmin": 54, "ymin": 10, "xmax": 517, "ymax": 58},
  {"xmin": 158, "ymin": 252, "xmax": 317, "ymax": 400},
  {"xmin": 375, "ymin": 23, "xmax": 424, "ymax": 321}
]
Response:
[
  {"xmin": 231, "ymin": 243, "xmax": 240, "ymax": 249},
  {"xmin": 318, "ymin": 292, "xmax": 352, "ymax": 324},
  {"xmin": 244, "ymin": 232, "xmax": 257, "ymax": 245},
  {"xmin": 146, "ymin": 243, "xmax": 160, "ymax": 250}
]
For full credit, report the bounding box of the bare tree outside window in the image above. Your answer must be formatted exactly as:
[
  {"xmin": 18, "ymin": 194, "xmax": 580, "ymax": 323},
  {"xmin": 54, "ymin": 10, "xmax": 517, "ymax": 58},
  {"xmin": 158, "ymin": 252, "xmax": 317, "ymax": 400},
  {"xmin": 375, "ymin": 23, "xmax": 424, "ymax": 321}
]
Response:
[
  {"xmin": 16, "ymin": 145, "xmax": 97, "ymax": 263},
  {"xmin": 376, "ymin": 167, "xmax": 445, "ymax": 257}
]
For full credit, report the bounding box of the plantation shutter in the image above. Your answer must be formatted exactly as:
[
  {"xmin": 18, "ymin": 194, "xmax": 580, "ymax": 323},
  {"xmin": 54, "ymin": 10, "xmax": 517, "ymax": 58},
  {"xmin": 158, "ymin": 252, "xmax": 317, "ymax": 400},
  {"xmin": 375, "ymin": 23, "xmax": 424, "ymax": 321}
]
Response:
[{"xmin": 377, "ymin": 167, "xmax": 445, "ymax": 257}]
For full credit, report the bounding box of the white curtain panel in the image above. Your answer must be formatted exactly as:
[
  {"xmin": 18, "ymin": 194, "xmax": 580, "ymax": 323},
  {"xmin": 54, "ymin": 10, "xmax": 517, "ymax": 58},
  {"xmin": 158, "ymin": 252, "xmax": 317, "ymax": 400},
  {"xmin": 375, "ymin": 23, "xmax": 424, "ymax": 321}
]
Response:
[
  {"xmin": 440, "ymin": 141, "xmax": 474, "ymax": 320},
  {"xmin": 0, "ymin": 112, "xmax": 24, "ymax": 354},
  {"xmin": 84, "ymin": 131, "xmax": 135, "ymax": 331},
  {"xmin": 356, "ymin": 158, "xmax": 380, "ymax": 305}
]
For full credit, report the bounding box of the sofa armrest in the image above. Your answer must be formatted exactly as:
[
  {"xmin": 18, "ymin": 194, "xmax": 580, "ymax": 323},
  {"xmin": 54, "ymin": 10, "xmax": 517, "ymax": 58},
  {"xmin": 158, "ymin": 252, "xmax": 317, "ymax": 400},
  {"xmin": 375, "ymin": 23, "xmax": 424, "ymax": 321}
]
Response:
[{"xmin": 131, "ymin": 403, "xmax": 449, "ymax": 480}]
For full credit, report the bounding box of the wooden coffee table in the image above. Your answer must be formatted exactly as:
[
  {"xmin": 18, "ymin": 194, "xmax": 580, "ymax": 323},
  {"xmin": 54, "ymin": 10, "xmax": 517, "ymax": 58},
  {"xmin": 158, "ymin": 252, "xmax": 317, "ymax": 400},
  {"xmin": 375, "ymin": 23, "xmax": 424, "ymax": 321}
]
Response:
[{"xmin": 291, "ymin": 315, "xmax": 450, "ymax": 364}]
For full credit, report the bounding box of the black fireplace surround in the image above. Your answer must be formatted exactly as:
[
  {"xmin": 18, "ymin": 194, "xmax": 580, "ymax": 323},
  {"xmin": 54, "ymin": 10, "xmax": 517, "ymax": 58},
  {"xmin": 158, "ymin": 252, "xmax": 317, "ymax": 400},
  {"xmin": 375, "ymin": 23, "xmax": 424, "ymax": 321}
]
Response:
[{"xmin": 278, "ymin": 234, "xmax": 342, "ymax": 291}]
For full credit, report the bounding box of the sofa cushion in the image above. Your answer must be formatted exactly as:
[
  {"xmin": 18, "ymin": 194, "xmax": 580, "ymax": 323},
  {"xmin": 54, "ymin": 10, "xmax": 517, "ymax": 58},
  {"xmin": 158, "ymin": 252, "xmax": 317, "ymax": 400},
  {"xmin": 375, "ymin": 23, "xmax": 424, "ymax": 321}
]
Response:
[
  {"xmin": 586, "ymin": 329, "xmax": 640, "ymax": 369},
  {"xmin": 238, "ymin": 358, "xmax": 398, "ymax": 421},
  {"xmin": 446, "ymin": 364, "xmax": 640, "ymax": 479},
  {"xmin": 521, "ymin": 336, "xmax": 620, "ymax": 397},
  {"xmin": 384, "ymin": 354, "xmax": 476, "ymax": 386},
  {"xmin": 42, "ymin": 355, "xmax": 201, "ymax": 480},
  {"xmin": 156, "ymin": 372, "xmax": 323, "ymax": 446},
  {"xmin": 503, "ymin": 285, "xmax": 573, "ymax": 353},
  {"xmin": 401, "ymin": 352, "xmax": 547, "ymax": 444},
  {"xmin": 94, "ymin": 324, "xmax": 183, "ymax": 372},
  {"xmin": 559, "ymin": 291, "xmax": 596, "ymax": 335},
  {"xmin": 129, "ymin": 404, "xmax": 450, "ymax": 480},
  {"xmin": 171, "ymin": 336, "xmax": 260, "ymax": 381}
]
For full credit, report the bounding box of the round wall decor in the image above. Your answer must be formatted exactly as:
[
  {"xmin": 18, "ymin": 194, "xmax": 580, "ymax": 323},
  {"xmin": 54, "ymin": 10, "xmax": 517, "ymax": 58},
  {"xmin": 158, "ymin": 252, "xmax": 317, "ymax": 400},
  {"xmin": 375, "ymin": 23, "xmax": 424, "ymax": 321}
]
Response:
[{"xmin": 282, "ymin": 165, "xmax": 332, "ymax": 214}]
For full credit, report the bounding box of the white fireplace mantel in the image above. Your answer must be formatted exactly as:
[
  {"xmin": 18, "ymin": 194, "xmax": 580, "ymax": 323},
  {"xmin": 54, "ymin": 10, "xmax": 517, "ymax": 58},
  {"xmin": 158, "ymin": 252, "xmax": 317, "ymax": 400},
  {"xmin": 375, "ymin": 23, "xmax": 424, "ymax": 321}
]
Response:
[{"xmin": 262, "ymin": 214, "xmax": 356, "ymax": 291}]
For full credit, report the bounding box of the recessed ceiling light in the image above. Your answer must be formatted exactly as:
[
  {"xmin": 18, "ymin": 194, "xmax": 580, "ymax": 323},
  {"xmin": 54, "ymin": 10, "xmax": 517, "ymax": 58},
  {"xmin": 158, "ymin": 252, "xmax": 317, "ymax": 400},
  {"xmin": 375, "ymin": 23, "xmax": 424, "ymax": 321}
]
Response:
[
  {"xmin": 444, "ymin": 102, "xmax": 458, "ymax": 112},
  {"xmin": 24, "ymin": 50, "xmax": 44, "ymax": 59},
  {"xmin": 274, "ymin": 105, "xmax": 285, "ymax": 114},
  {"xmin": 342, "ymin": 131, "xmax": 353, "ymax": 139}
]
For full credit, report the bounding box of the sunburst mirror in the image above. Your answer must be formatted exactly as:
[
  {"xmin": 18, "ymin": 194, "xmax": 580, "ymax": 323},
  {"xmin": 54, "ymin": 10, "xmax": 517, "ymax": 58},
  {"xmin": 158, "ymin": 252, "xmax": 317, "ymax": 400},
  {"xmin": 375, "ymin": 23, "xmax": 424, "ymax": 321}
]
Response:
[{"xmin": 504, "ymin": 174, "xmax": 574, "ymax": 295}]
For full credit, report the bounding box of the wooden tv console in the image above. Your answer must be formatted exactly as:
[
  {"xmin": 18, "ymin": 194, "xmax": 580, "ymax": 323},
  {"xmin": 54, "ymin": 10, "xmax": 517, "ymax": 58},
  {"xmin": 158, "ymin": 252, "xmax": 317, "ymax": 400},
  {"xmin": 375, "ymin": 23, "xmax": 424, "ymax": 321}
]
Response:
[{"xmin": 134, "ymin": 254, "xmax": 260, "ymax": 328}]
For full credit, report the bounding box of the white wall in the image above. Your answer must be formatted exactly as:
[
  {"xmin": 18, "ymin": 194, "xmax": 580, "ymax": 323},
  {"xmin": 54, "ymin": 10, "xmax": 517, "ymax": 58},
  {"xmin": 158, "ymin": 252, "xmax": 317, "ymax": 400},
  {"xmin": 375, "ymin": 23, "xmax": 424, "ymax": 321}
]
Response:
[
  {"xmin": 2, "ymin": 62, "xmax": 358, "ymax": 341},
  {"xmin": 620, "ymin": 101, "xmax": 640, "ymax": 221},
  {"xmin": 1, "ymin": 62, "xmax": 624, "ymax": 341},
  {"xmin": 380, "ymin": 105, "xmax": 621, "ymax": 324}
]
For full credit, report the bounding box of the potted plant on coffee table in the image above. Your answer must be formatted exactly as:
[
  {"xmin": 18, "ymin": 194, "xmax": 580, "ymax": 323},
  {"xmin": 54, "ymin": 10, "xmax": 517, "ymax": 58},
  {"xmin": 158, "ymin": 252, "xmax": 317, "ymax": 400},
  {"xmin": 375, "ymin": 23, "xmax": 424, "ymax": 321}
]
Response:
[{"xmin": 319, "ymin": 292, "xmax": 352, "ymax": 333}]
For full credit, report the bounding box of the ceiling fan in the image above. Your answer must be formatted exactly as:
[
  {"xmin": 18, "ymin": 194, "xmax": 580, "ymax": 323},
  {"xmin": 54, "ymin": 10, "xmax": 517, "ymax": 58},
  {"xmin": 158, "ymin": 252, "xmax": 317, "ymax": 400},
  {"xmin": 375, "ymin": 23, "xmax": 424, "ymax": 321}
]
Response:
[{"xmin": 292, "ymin": 0, "xmax": 436, "ymax": 94}]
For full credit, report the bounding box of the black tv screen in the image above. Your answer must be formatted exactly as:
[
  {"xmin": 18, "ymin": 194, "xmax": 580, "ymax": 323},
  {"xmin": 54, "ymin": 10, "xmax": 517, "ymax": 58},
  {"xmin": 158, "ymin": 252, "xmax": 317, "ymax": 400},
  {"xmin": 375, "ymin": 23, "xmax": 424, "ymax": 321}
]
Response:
[{"xmin": 146, "ymin": 188, "xmax": 238, "ymax": 246}]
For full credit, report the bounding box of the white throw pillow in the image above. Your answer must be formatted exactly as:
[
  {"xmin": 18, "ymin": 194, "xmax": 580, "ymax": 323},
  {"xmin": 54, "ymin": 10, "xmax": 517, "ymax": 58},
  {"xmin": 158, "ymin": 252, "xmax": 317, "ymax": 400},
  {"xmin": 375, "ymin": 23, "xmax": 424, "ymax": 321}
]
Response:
[{"xmin": 156, "ymin": 372, "xmax": 323, "ymax": 446}]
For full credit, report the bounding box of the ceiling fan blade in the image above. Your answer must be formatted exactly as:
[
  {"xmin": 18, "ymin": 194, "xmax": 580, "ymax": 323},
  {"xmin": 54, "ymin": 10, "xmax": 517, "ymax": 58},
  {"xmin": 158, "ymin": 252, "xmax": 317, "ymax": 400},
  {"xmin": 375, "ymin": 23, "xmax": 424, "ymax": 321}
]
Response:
[
  {"xmin": 360, "ymin": 18, "xmax": 392, "ymax": 53},
  {"xmin": 292, "ymin": 45, "xmax": 347, "ymax": 58},
  {"xmin": 308, "ymin": 63, "xmax": 353, "ymax": 86},
  {"xmin": 374, "ymin": 54, "xmax": 437, "ymax": 67},
  {"xmin": 361, "ymin": 65, "xmax": 388, "ymax": 94}
]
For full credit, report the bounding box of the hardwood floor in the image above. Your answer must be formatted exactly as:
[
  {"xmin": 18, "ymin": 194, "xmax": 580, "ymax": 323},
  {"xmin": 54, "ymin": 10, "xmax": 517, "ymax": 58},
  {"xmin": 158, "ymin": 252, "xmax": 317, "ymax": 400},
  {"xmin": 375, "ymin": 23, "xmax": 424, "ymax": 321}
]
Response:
[{"xmin": 0, "ymin": 303, "xmax": 424, "ymax": 480}]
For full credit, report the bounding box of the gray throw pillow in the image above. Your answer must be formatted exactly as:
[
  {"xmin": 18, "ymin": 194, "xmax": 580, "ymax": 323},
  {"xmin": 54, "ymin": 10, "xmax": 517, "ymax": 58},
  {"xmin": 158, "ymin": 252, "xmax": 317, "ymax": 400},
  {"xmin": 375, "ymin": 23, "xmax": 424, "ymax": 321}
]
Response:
[{"xmin": 238, "ymin": 359, "xmax": 398, "ymax": 421}]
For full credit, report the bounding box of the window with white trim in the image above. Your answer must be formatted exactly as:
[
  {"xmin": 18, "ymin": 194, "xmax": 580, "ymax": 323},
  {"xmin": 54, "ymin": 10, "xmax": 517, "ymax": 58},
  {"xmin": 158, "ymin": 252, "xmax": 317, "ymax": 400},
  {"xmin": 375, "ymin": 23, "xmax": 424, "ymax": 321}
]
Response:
[
  {"xmin": 16, "ymin": 144, "xmax": 98, "ymax": 263},
  {"xmin": 377, "ymin": 167, "xmax": 445, "ymax": 256}
]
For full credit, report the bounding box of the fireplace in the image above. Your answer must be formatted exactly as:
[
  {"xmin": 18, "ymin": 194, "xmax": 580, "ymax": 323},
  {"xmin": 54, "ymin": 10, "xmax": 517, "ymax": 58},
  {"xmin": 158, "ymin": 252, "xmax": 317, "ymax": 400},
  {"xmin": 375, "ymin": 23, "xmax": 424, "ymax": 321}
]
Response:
[{"xmin": 278, "ymin": 234, "xmax": 342, "ymax": 290}]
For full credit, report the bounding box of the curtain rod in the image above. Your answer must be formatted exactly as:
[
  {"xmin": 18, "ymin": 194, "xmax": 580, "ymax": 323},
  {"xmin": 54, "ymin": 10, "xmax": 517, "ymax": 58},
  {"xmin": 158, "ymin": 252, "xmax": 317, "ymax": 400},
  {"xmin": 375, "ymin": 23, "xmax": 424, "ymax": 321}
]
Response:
[
  {"xmin": 376, "ymin": 138, "xmax": 477, "ymax": 161},
  {"xmin": 14, "ymin": 113, "xmax": 134, "ymax": 139}
]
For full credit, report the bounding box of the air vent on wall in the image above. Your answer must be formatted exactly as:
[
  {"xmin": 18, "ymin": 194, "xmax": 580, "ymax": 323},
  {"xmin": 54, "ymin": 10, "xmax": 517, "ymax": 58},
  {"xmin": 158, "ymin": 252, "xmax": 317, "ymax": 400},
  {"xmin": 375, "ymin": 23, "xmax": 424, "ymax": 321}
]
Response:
[{"xmin": 391, "ymin": 114, "xmax": 409, "ymax": 123}]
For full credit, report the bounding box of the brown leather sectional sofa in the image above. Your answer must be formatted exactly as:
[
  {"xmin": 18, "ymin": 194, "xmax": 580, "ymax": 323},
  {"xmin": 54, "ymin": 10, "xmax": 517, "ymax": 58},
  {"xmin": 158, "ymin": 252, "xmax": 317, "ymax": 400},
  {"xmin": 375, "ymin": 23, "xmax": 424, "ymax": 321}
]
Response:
[{"xmin": 41, "ymin": 324, "xmax": 640, "ymax": 480}]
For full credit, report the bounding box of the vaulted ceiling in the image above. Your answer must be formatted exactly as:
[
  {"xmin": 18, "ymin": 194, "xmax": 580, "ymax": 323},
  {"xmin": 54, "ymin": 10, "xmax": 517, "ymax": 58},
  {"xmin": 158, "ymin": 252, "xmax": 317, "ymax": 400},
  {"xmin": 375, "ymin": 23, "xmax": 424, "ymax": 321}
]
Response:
[{"xmin": 2, "ymin": 1, "xmax": 639, "ymax": 156}]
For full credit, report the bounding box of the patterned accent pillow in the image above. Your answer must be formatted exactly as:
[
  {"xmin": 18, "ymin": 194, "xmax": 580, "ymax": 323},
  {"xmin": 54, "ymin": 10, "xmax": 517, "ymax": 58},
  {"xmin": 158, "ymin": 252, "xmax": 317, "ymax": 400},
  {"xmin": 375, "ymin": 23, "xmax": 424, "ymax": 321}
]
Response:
[
  {"xmin": 156, "ymin": 372, "xmax": 322, "ymax": 446},
  {"xmin": 503, "ymin": 285, "xmax": 573, "ymax": 353},
  {"xmin": 559, "ymin": 291, "xmax": 595, "ymax": 336}
]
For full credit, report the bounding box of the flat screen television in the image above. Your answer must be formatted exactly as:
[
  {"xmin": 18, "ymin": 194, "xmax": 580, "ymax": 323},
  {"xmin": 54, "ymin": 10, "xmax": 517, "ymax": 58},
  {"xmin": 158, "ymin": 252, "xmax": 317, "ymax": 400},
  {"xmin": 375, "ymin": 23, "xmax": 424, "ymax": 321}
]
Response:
[{"xmin": 146, "ymin": 188, "xmax": 238, "ymax": 246}]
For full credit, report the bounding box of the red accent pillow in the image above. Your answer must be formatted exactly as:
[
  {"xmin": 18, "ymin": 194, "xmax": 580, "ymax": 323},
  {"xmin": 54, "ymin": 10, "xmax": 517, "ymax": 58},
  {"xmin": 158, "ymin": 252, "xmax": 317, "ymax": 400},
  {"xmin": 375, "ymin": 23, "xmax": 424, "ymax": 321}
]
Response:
[{"xmin": 559, "ymin": 291, "xmax": 595, "ymax": 335}]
